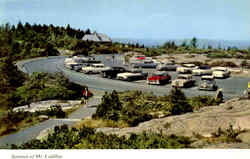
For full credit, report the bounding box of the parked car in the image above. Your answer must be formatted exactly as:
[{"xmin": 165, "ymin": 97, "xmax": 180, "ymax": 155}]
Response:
[
  {"xmin": 192, "ymin": 65, "xmax": 212, "ymax": 76},
  {"xmin": 117, "ymin": 69, "xmax": 148, "ymax": 81},
  {"xmin": 199, "ymin": 75, "xmax": 218, "ymax": 91},
  {"xmin": 65, "ymin": 56, "xmax": 101, "ymax": 66},
  {"xmin": 65, "ymin": 61, "xmax": 77, "ymax": 70},
  {"xmin": 212, "ymin": 67, "xmax": 230, "ymax": 79},
  {"xmin": 131, "ymin": 61, "xmax": 158, "ymax": 68},
  {"xmin": 171, "ymin": 74, "xmax": 195, "ymax": 88},
  {"xmin": 129, "ymin": 55, "xmax": 146, "ymax": 64},
  {"xmin": 177, "ymin": 64, "xmax": 198, "ymax": 74},
  {"xmin": 156, "ymin": 62, "xmax": 178, "ymax": 71},
  {"xmin": 247, "ymin": 82, "xmax": 250, "ymax": 98},
  {"xmin": 82, "ymin": 63, "xmax": 111, "ymax": 74},
  {"xmin": 147, "ymin": 71, "xmax": 171, "ymax": 85},
  {"xmin": 101, "ymin": 66, "xmax": 127, "ymax": 79},
  {"xmin": 71, "ymin": 63, "xmax": 84, "ymax": 72}
]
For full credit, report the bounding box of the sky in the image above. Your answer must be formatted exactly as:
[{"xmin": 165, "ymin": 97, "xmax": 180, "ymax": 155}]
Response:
[{"xmin": 1, "ymin": 0, "xmax": 250, "ymax": 40}]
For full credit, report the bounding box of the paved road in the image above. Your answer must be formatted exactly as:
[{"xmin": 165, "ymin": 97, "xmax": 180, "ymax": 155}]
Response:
[{"xmin": 18, "ymin": 55, "xmax": 249, "ymax": 99}]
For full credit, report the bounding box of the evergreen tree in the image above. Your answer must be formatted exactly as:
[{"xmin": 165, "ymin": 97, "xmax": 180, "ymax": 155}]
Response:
[
  {"xmin": 94, "ymin": 90, "xmax": 122, "ymax": 121},
  {"xmin": 168, "ymin": 88, "xmax": 193, "ymax": 115},
  {"xmin": 181, "ymin": 40, "xmax": 187, "ymax": 47},
  {"xmin": 190, "ymin": 37, "xmax": 197, "ymax": 48}
]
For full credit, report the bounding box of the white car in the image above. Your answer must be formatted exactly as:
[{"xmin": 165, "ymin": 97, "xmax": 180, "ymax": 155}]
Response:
[
  {"xmin": 64, "ymin": 58, "xmax": 81, "ymax": 70},
  {"xmin": 117, "ymin": 69, "xmax": 147, "ymax": 81},
  {"xmin": 171, "ymin": 74, "xmax": 195, "ymax": 88},
  {"xmin": 177, "ymin": 64, "xmax": 198, "ymax": 74},
  {"xmin": 199, "ymin": 75, "xmax": 218, "ymax": 91},
  {"xmin": 212, "ymin": 67, "xmax": 230, "ymax": 79},
  {"xmin": 82, "ymin": 63, "xmax": 111, "ymax": 74},
  {"xmin": 192, "ymin": 65, "xmax": 213, "ymax": 76}
]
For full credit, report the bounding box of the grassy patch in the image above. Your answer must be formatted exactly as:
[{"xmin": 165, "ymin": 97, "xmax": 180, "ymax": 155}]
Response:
[
  {"xmin": 75, "ymin": 118, "xmax": 129, "ymax": 129},
  {"xmin": 192, "ymin": 125, "xmax": 245, "ymax": 147}
]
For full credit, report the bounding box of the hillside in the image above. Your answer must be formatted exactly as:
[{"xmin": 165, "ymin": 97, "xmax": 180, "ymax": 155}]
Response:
[{"xmin": 97, "ymin": 98, "xmax": 250, "ymax": 148}]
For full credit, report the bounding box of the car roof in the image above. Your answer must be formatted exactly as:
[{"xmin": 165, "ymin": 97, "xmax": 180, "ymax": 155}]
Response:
[
  {"xmin": 92, "ymin": 63, "xmax": 104, "ymax": 66},
  {"xmin": 178, "ymin": 74, "xmax": 192, "ymax": 78},
  {"xmin": 212, "ymin": 67, "xmax": 228, "ymax": 71},
  {"xmin": 201, "ymin": 75, "xmax": 214, "ymax": 80},
  {"xmin": 183, "ymin": 64, "xmax": 196, "ymax": 67},
  {"xmin": 152, "ymin": 71, "xmax": 168, "ymax": 75}
]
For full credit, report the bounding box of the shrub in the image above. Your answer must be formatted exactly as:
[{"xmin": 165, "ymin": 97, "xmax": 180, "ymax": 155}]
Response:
[
  {"xmin": 14, "ymin": 73, "xmax": 86, "ymax": 106},
  {"xmin": 210, "ymin": 61, "xmax": 238, "ymax": 67},
  {"xmin": 168, "ymin": 88, "xmax": 193, "ymax": 115},
  {"xmin": 188, "ymin": 96, "xmax": 218, "ymax": 110},
  {"xmin": 12, "ymin": 125, "xmax": 192, "ymax": 149},
  {"xmin": 94, "ymin": 90, "xmax": 122, "ymax": 121}
]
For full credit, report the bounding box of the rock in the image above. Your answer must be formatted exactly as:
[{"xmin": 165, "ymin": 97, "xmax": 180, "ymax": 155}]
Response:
[
  {"xmin": 190, "ymin": 140, "xmax": 208, "ymax": 148},
  {"xmin": 36, "ymin": 128, "xmax": 53, "ymax": 140},
  {"xmin": 236, "ymin": 131, "xmax": 250, "ymax": 143},
  {"xmin": 98, "ymin": 99, "xmax": 250, "ymax": 139},
  {"xmin": 38, "ymin": 115, "xmax": 49, "ymax": 120}
]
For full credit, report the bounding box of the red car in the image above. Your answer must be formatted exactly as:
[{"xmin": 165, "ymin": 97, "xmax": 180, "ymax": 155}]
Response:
[
  {"xmin": 147, "ymin": 71, "xmax": 171, "ymax": 85},
  {"xmin": 135, "ymin": 55, "xmax": 146, "ymax": 60}
]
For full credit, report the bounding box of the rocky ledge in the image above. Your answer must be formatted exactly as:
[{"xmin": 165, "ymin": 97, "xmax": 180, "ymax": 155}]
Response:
[{"xmin": 97, "ymin": 98, "xmax": 250, "ymax": 148}]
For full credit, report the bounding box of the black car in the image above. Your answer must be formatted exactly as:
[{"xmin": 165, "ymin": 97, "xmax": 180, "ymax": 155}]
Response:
[
  {"xmin": 101, "ymin": 66, "xmax": 127, "ymax": 79},
  {"xmin": 156, "ymin": 63, "xmax": 178, "ymax": 71}
]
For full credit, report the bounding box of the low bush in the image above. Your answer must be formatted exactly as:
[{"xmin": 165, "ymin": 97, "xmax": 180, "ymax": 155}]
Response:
[
  {"xmin": 35, "ymin": 105, "xmax": 66, "ymax": 118},
  {"xmin": 188, "ymin": 96, "xmax": 218, "ymax": 110},
  {"xmin": 210, "ymin": 61, "xmax": 238, "ymax": 68},
  {"xmin": 93, "ymin": 89, "xmax": 217, "ymax": 127},
  {"xmin": 14, "ymin": 72, "xmax": 86, "ymax": 107},
  {"xmin": 207, "ymin": 52, "xmax": 233, "ymax": 59},
  {"xmin": 0, "ymin": 105, "xmax": 66, "ymax": 136},
  {"xmin": 12, "ymin": 125, "xmax": 192, "ymax": 149}
]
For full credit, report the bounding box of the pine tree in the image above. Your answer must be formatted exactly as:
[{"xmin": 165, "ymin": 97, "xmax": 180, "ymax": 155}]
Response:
[
  {"xmin": 168, "ymin": 88, "xmax": 193, "ymax": 115},
  {"xmin": 190, "ymin": 37, "xmax": 197, "ymax": 48}
]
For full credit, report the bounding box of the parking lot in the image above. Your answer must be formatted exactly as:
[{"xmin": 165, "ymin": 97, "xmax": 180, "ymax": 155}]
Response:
[
  {"xmin": 21, "ymin": 55, "xmax": 250, "ymax": 100},
  {"xmin": 92, "ymin": 54, "xmax": 250, "ymax": 99}
]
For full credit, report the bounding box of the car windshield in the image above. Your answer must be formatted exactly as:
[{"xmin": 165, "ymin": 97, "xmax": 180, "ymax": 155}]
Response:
[
  {"xmin": 199, "ymin": 66, "xmax": 210, "ymax": 69},
  {"xmin": 202, "ymin": 80, "xmax": 214, "ymax": 84}
]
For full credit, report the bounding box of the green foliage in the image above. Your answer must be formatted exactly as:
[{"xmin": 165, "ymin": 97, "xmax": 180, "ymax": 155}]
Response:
[
  {"xmin": 12, "ymin": 125, "xmax": 192, "ymax": 149},
  {"xmin": 0, "ymin": 105, "xmax": 66, "ymax": 136},
  {"xmin": 94, "ymin": 91, "xmax": 122, "ymax": 121},
  {"xmin": 207, "ymin": 52, "xmax": 233, "ymax": 58},
  {"xmin": 168, "ymin": 88, "xmax": 193, "ymax": 115},
  {"xmin": 211, "ymin": 124, "xmax": 243, "ymax": 143},
  {"xmin": 0, "ymin": 22, "xmax": 90, "ymax": 60},
  {"xmin": 14, "ymin": 72, "xmax": 85, "ymax": 106},
  {"xmin": 93, "ymin": 90, "xmax": 153, "ymax": 126},
  {"xmin": 188, "ymin": 96, "xmax": 218, "ymax": 110},
  {"xmin": 38, "ymin": 105, "xmax": 66, "ymax": 118},
  {"xmin": 209, "ymin": 60, "xmax": 238, "ymax": 67},
  {"xmin": 94, "ymin": 89, "xmax": 219, "ymax": 127},
  {"xmin": 94, "ymin": 90, "xmax": 219, "ymax": 126},
  {"xmin": 190, "ymin": 37, "xmax": 197, "ymax": 48}
]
